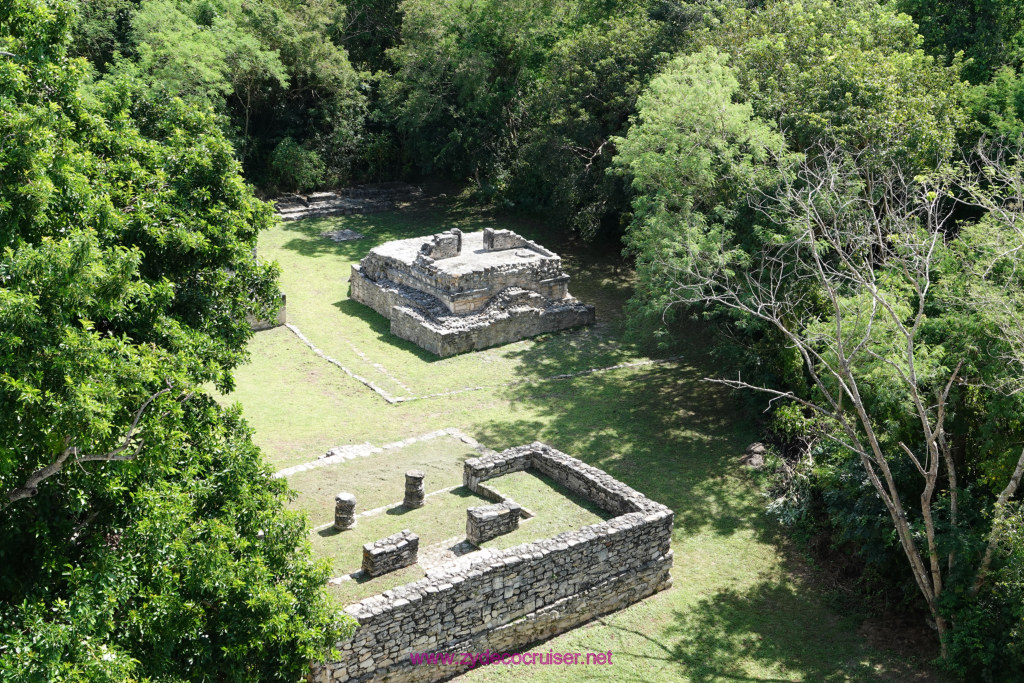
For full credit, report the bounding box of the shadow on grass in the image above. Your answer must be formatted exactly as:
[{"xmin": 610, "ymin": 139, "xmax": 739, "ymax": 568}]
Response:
[
  {"xmin": 474, "ymin": 318, "xmax": 768, "ymax": 542},
  {"xmin": 591, "ymin": 579, "xmax": 896, "ymax": 682},
  {"xmin": 331, "ymin": 297, "xmax": 441, "ymax": 363}
]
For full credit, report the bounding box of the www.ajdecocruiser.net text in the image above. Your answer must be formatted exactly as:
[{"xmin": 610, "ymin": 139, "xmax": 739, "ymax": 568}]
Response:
[{"xmin": 409, "ymin": 650, "xmax": 614, "ymax": 668}]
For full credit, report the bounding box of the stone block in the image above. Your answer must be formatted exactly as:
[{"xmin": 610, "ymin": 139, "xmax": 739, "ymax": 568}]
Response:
[
  {"xmin": 466, "ymin": 501, "xmax": 522, "ymax": 544},
  {"xmin": 362, "ymin": 529, "xmax": 419, "ymax": 577},
  {"xmin": 334, "ymin": 491, "xmax": 356, "ymax": 530}
]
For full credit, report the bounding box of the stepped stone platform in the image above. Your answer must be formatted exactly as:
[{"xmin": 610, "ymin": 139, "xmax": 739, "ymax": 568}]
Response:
[
  {"xmin": 350, "ymin": 228, "xmax": 595, "ymax": 356},
  {"xmin": 274, "ymin": 182, "xmax": 422, "ymax": 222}
]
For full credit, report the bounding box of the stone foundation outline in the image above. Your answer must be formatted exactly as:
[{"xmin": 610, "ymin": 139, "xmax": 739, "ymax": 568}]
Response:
[{"xmin": 310, "ymin": 442, "xmax": 673, "ymax": 683}]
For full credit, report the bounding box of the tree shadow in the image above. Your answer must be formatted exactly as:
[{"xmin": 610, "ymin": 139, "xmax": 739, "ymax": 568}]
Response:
[
  {"xmin": 330, "ymin": 297, "xmax": 441, "ymax": 363},
  {"xmin": 474, "ymin": 348, "xmax": 772, "ymax": 543},
  {"xmin": 645, "ymin": 578, "xmax": 937, "ymax": 681}
]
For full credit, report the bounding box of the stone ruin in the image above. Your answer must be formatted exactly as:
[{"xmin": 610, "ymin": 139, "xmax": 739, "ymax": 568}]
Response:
[
  {"xmin": 349, "ymin": 228, "xmax": 595, "ymax": 356},
  {"xmin": 466, "ymin": 501, "xmax": 521, "ymax": 544},
  {"xmin": 311, "ymin": 442, "xmax": 674, "ymax": 683},
  {"xmin": 362, "ymin": 530, "xmax": 419, "ymax": 577}
]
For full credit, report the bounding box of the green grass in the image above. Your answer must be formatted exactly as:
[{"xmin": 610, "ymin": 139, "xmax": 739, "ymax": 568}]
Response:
[
  {"xmin": 286, "ymin": 437, "xmax": 480, "ymax": 525},
  {"xmin": 477, "ymin": 470, "xmax": 610, "ymax": 552},
  {"xmin": 213, "ymin": 200, "xmax": 937, "ymax": 681}
]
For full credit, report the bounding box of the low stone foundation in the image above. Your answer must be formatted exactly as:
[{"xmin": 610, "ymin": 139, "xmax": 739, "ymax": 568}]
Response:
[
  {"xmin": 362, "ymin": 530, "xmax": 419, "ymax": 577},
  {"xmin": 466, "ymin": 501, "xmax": 522, "ymax": 544},
  {"xmin": 311, "ymin": 443, "xmax": 673, "ymax": 683}
]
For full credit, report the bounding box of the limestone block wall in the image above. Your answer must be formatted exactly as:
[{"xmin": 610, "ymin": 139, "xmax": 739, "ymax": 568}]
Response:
[
  {"xmin": 466, "ymin": 502, "xmax": 522, "ymax": 544},
  {"xmin": 310, "ymin": 443, "xmax": 673, "ymax": 683},
  {"xmin": 389, "ymin": 300, "xmax": 595, "ymax": 357},
  {"xmin": 483, "ymin": 228, "xmax": 526, "ymax": 251},
  {"xmin": 248, "ymin": 293, "xmax": 287, "ymax": 331},
  {"xmin": 419, "ymin": 231, "xmax": 461, "ymax": 260},
  {"xmin": 362, "ymin": 530, "xmax": 419, "ymax": 577}
]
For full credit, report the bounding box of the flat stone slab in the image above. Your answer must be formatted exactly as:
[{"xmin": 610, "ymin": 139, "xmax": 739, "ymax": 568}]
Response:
[{"xmin": 322, "ymin": 228, "xmax": 364, "ymax": 242}]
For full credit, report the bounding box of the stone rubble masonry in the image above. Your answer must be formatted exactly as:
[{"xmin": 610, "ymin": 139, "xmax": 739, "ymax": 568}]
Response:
[
  {"xmin": 404, "ymin": 471, "xmax": 426, "ymax": 509},
  {"xmin": 335, "ymin": 492, "xmax": 357, "ymax": 531},
  {"xmin": 310, "ymin": 442, "xmax": 673, "ymax": 683},
  {"xmin": 419, "ymin": 229, "xmax": 462, "ymax": 260},
  {"xmin": 466, "ymin": 501, "xmax": 522, "ymax": 545},
  {"xmin": 362, "ymin": 530, "xmax": 420, "ymax": 578},
  {"xmin": 349, "ymin": 229, "xmax": 595, "ymax": 357}
]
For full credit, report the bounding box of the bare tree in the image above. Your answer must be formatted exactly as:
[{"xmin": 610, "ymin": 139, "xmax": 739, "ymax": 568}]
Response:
[{"xmin": 657, "ymin": 143, "xmax": 1024, "ymax": 658}]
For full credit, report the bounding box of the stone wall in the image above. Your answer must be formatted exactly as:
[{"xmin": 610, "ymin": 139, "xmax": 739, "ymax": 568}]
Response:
[
  {"xmin": 466, "ymin": 502, "xmax": 522, "ymax": 544},
  {"xmin": 248, "ymin": 293, "xmax": 287, "ymax": 331},
  {"xmin": 482, "ymin": 228, "xmax": 525, "ymax": 251},
  {"xmin": 362, "ymin": 530, "xmax": 419, "ymax": 577},
  {"xmin": 310, "ymin": 443, "xmax": 673, "ymax": 683},
  {"xmin": 419, "ymin": 230, "xmax": 461, "ymax": 260},
  {"xmin": 389, "ymin": 298, "xmax": 595, "ymax": 357}
]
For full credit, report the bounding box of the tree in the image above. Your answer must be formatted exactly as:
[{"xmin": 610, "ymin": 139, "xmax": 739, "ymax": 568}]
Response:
[
  {"xmin": 620, "ymin": 134, "xmax": 1024, "ymax": 659},
  {"xmin": 0, "ymin": 1, "xmax": 349, "ymax": 677},
  {"xmin": 704, "ymin": 0, "xmax": 968, "ymax": 175}
]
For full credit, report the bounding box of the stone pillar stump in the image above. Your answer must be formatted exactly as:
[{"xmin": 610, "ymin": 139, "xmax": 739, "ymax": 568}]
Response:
[
  {"xmin": 404, "ymin": 471, "xmax": 425, "ymax": 509},
  {"xmin": 334, "ymin": 492, "xmax": 356, "ymax": 530}
]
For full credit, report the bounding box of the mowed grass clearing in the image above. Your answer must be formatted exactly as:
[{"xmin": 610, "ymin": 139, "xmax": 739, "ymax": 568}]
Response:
[{"xmin": 214, "ymin": 198, "xmax": 937, "ymax": 681}]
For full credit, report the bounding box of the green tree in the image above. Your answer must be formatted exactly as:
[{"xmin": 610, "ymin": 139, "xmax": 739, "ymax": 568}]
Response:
[
  {"xmin": 705, "ymin": 0, "xmax": 967, "ymax": 174},
  {"xmin": 0, "ymin": 1, "xmax": 349, "ymax": 677}
]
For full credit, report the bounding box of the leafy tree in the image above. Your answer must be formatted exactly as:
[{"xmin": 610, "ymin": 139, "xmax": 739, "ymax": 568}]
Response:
[
  {"xmin": 896, "ymin": 0, "xmax": 1024, "ymax": 83},
  {"xmin": 72, "ymin": 0, "xmax": 367, "ymax": 190},
  {"xmin": 704, "ymin": 0, "xmax": 968, "ymax": 174},
  {"xmin": 0, "ymin": 0, "xmax": 349, "ymax": 677}
]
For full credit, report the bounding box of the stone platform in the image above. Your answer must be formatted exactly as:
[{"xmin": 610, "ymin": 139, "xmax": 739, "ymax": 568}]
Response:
[{"xmin": 350, "ymin": 228, "xmax": 595, "ymax": 356}]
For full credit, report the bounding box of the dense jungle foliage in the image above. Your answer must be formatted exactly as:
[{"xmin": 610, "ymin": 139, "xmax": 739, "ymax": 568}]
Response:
[{"xmin": 4, "ymin": 0, "xmax": 1024, "ymax": 678}]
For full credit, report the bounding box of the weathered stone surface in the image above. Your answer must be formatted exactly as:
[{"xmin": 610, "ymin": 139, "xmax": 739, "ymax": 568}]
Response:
[
  {"xmin": 273, "ymin": 182, "xmax": 422, "ymax": 222},
  {"xmin": 466, "ymin": 501, "xmax": 521, "ymax": 544},
  {"xmin": 740, "ymin": 442, "xmax": 766, "ymax": 469},
  {"xmin": 312, "ymin": 443, "xmax": 674, "ymax": 683},
  {"xmin": 362, "ymin": 530, "xmax": 419, "ymax": 577},
  {"xmin": 334, "ymin": 492, "xmax": 357, "ymax": 531},
  {"xmin": 403, "ymin": 471, "xmax": 425, "ymax": 509},
  {"xmin": 349, "ymin": 229, "xmax": 594, "ymax": 357}
]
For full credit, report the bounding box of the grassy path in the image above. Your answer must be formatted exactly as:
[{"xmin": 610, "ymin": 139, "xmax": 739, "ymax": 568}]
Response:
[{"xmin": 215, "ymin": 199, "xmax": 934, "ymax": 681}]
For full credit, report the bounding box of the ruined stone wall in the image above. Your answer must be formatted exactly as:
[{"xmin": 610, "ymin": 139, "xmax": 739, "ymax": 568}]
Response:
[
  {"xmin": 310, "ymin": 444, "xmax": 673, "ymax": 683},
  {"xmin": 389, "ymin": 300, "xmax": 595, "ymax": 357},
  {"xmin": 466, "ymin": 502, "xmax": 521, "ymax": 544},
  {"xmin": 358, "ymin": 248, "xmax": 568, "ymax": 315},
  {"xmin": 362, "ymin": 530, "xmax": 419, "ymax": 577}
]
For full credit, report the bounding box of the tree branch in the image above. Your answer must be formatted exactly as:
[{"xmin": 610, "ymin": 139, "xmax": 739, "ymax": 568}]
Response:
[{"xmin": 2, "ymin": 386, "xmax": 172, "ymax": 510}]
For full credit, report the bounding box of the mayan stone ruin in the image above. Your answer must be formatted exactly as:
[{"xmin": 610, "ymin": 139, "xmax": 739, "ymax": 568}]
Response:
[
  {"xmin": 466, "ymin": 501, "xmax": 522, "ymax": 544},
  {"xmin": 311, "ymin": 443, "xmax": 674, "ymax": 683},
  {"xmin": 362, "ymin": 529, "xmax": 420, "ymax": 577},
  {"xmin": 349, "ymin": 228, "xmax": 596, "ymax": 356}
]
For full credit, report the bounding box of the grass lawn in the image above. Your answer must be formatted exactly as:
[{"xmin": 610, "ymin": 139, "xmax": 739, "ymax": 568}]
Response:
[
  {"xmin": 314, "ymin": 469, "xmax": 611, "ymax": 604},
  {"xmin": 214, "ymin": 197, "xmax": 937, "ymax": 681}
]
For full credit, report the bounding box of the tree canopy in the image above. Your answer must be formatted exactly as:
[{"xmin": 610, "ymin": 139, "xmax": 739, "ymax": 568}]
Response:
[{"xmin": 0, "ymin": 1, "xmax": 348, "ymax": 678}]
